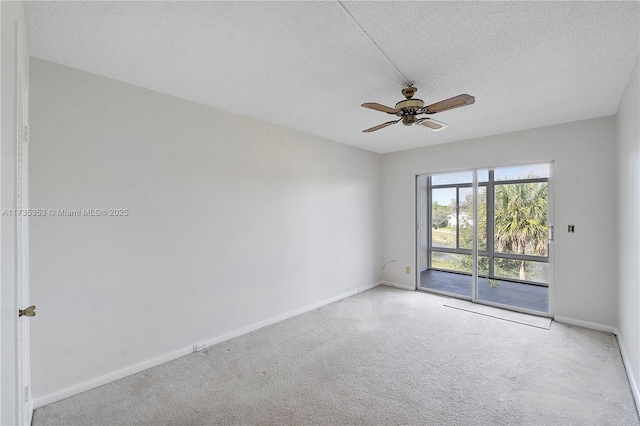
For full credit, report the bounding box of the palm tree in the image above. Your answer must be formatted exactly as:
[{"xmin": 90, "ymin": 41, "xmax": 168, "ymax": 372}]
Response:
[
  {"xmin": 493, "ymin": 180, "xmax": 548, "ymax": 280},
  {"xmin": 448, "ymin": 176, "xmax": 548, "ymax": 281}
]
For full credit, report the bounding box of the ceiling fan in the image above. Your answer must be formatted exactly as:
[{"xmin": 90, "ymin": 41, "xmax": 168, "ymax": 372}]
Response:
[{"xmin": 361, "ymin": 86, "xmax": 475, "ymax": 133}]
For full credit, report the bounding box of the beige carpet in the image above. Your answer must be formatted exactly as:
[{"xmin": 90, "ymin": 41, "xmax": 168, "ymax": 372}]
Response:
[{"xmin": 33, "ymin": 286, "xmax": 639, "ymax": 425}]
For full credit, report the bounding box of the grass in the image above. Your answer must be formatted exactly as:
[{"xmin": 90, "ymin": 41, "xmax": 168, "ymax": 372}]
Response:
[
  {"xmin": 431, "ymin": 257, "xmax": 454, "ymax": 270},
  {"xmin": 432, "ymin": 226, "xmax": 485, "ymax": 251},
  {"xmin": 432, "ymin": 227, "xmax": 456, "ymax": 247}
]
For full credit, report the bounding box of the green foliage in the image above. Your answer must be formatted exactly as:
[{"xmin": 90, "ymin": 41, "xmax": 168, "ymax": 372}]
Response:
[
  {"xmin": 494, "ymin": 180, "xmax": 548, "ymax": 257},
  {"xmin": 494, "ymin": 180, "xmax": 548, "ymax": 280},
  {"xmin": 437, "ymin": 176, "xmax": 548, "ymax": 282},
  {"xmin": 431, "ymin": 203, "xmax": 451, "ymax": 229}
]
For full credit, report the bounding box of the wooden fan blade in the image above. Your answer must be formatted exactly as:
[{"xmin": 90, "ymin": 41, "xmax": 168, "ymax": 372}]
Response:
[
  {"xmin": 361, "ymin": 102, "xmax": 399, "ymax": 114},
  {"xmin": 362, "ymin": 119, "xmax": 401, "ymax": 133},
  {"xmin": 424, "ymin": 94, "xmax": 475, "ymax": 114},
  {"xmin": 417, "ymin": 118, "xmax": 448, "ymax": 132}
]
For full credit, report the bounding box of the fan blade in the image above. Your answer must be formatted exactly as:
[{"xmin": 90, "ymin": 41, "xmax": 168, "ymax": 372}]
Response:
[
  {"xmin": 362, "ymin": 119, "xmax": 401, "ymax": 133},
  {"xmin": 424, "ymin": 94, "xmax": 475, "ymax": 114},
  {"xmin": 417, "ymin": 118, "xmax": 448, "ymax": 132},
  {"xmin": 361, "ymin": 102, "xmax": 399, "ymax": 114}
]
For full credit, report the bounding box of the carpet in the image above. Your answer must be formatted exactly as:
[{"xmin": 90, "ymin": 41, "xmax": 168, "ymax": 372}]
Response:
[{"xmin": 33, "ymin": 286, "xmax": 639, "ymax": 425}]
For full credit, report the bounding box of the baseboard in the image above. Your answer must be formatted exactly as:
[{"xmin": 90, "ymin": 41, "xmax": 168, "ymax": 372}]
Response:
[
  {"xmin": 33, "ymin": 344, "xmax": 193, "ymax": 409},
  {"xmin": 33, "ymin": 282, "xmax": 380, "ymax": 410},
  {"xmin": 27, "ymin": 398, "xmax": 33, "ymax": 426},
  {"xmin": 381, "ymin": 280, "xmax": 415, "ymax": 291},
  {"xmin": 358, "ymin": 281, "xmax": 383, "ymax": 293},
  {"xmin": 544, "ymin": 316, "xmax": 638, "ymax": 415},
  {"xmin": 553, "ymin": 315, "xmax": 618, "ymax": 334},
  {"xmin": 199, "ymin": 284, "xmax": 379, "ymax": 349},
  {"xmin": 616, "ymin": 334, "xmax": 640, "ymax": 416}
]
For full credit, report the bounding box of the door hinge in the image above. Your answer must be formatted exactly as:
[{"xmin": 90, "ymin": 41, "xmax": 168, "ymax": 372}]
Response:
[
  {"xmin": 548, "ymin": 225, "xmax": 554, "ymax": 241},
  {"xmin": 24, "ymin": 125, "xmax": 29, "ymax": 144},
  {"xmin": 24, "ymin": 385, "xmax": 30, "ymax": 402},
  {"xmin": 19, "ymin": 305, "xmax": 35, "ymax": 317}
]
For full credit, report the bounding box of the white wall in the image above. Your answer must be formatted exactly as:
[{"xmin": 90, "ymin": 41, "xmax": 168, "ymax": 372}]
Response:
[
  {"xmin": 616, "ymin": 55, "xmax": 640, "ymax": 409},
  {"xmin": 382, "ymin": 116, "xmax": 618, "ymax": 327},
  {"xmin": 29, "ymin": 58, "xmax": 382, "ymax": 400}
]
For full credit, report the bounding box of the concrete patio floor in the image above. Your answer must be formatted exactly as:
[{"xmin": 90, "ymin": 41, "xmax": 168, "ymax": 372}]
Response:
[{"xmin": 419, "ymin": 269, "xmax": 548, "ymax": 313}]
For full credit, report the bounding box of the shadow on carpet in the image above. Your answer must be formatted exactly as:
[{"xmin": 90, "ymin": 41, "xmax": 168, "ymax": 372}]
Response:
[{"xmin": 443, "ymin": 298, "xmax": 552, "ymax": 329}]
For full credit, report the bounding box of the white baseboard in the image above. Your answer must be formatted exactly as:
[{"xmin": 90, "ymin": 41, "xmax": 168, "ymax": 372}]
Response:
[
  {"xmin": 616, "ymin": 334, "xmax": 640, "ymax": 416},
  {"xmin": 381, "ymin": 280, "xmax": 415, "ymax": 291},
  {"xmin": 26, "ymin": 399, "xmax": 33, "ymax": 425},
  {"xmin": 553, "ymin": 315, "xmax": 618, "ymax": 334},
  {"xmin": 535, "ymin": 316, "xmax": 639, "ymax": 415},
  {"xmin": 33, "ymin": 344, "xmax": 193, "ymax": 409},
  {"xmin": 358, "ymin": 281, "xmax": 383, "ymax": 293},
  {"xmin": 198, "ymin": 284, "xmax": 380, "ymax": 349},
  {"xmin": 33, "ymin": 282, "xmax": 381, "ymax": 410}
]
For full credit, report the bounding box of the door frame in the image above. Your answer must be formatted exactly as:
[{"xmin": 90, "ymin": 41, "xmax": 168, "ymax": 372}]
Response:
[
  {"xmin": 16, "ymin": 47, "xmax": 32, "ymax": 424},
  {"xmin": 415, "ymin": 162, "xmax": 554, "ymax": 318},
  {"xmin": 1, "ymin": 1, "xmax": 32, "ymax": 424}
]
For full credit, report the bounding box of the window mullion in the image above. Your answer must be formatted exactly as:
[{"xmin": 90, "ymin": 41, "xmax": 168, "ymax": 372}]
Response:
[
  {"xmin": 488, "ymin": 170, "xmax": 495, "ymax": 278},
  {"xmin": 456, "ymin": 187, "xmax": 460, "ymax": 249}
]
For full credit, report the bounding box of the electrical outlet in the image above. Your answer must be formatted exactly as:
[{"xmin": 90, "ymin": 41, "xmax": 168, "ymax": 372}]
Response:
[
  {"xmin": 568, "ymin": 225, "xmax": 575, "ymax": 233},
  {"xmin": 405, "ymin": 266, "xmax": 411, "ymax": 274},
  {"xmin": 193, "ymin": 342, "xmax": 207, "ymax": 353}
]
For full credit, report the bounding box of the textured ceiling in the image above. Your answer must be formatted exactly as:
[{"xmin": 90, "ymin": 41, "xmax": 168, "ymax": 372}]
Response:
[{"xmin": 25, "ymin": 1, "xmax": 639, "ymax": 154}]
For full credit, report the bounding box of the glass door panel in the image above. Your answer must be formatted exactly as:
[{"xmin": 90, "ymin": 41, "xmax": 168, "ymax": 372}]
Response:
[
  {"xmin": 477, "ymin": 165, "xmax": 550, "ymax": 313},
  {"xmin": 419, "ymin": 173, "xmax": 473, "ymax": 298}
]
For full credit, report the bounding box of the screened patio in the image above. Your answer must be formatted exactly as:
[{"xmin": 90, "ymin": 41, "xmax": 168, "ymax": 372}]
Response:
[{"xmin": 420, "ymin": 269, "xmax": 548, "ymax": 313}]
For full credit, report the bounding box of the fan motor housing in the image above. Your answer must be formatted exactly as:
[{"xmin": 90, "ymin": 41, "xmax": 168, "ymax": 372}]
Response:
[{"xmin": 395, "ymin": 98, "xmax": 425, "ymax": 114}]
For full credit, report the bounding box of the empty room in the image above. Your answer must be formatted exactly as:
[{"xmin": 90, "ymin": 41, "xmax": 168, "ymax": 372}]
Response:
[{"xmin": 1, "ymin": 1, "xmax": 639, "ymax": 425}]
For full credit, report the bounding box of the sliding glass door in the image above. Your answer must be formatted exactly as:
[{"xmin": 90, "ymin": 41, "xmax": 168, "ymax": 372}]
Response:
[{"xmin": 417, "ymin": 164, "xmax": 551, "ymax": 315}]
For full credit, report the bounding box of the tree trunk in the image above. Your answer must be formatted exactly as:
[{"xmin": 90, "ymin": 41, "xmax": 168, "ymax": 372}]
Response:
[{"xmin": 519, "ymin": 260, "xmax": 526, "ymax": 280}]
